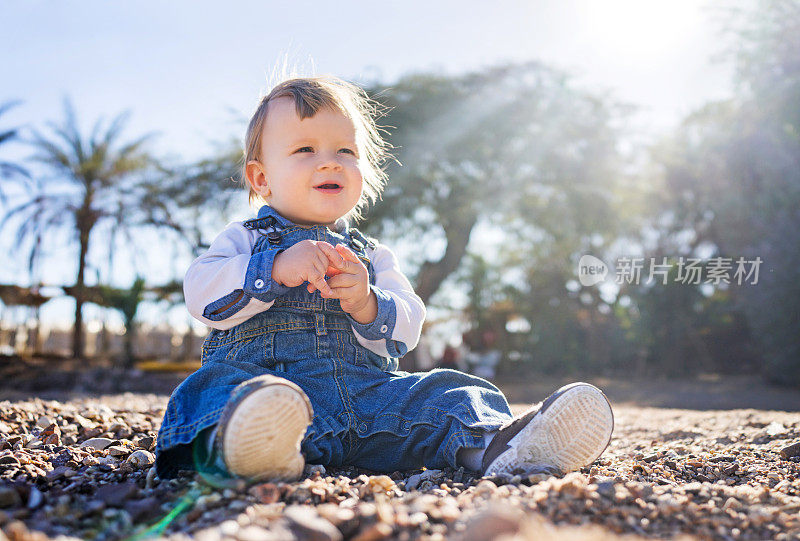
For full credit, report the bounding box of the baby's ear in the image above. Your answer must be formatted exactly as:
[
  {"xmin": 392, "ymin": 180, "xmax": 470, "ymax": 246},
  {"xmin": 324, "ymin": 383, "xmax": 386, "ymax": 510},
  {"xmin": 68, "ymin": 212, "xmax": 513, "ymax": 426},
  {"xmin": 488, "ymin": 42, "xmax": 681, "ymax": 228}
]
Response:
[{"xmin": 245, "ymin": 160, "xmax": 270, "ymax": 197}]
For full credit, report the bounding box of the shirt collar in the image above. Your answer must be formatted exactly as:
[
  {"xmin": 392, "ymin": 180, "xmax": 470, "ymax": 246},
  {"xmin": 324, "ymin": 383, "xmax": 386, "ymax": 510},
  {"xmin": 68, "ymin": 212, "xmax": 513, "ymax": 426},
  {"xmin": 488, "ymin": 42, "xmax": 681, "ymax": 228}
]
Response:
[{"xmin": 255, "ymin": 205, "xmax": 348, "ymax": 233}]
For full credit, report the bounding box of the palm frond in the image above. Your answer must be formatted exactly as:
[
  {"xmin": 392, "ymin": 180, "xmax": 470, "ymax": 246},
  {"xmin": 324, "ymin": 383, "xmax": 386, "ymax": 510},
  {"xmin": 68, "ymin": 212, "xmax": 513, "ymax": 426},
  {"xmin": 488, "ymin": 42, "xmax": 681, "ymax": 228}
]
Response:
[
  {"xmin": 0, "ymin": 102, "xmax": 31, "ymax": 196},
  {"xmin": 102, "ymin": 109, "xmax": 133, "ymax": 147},
  {"xmin": 0, "ymin": 129, "xmax": 18, "ymax": 145},
  {"xmin": 61, "ymin": 97, "xmax": 85, "ymax": 164},
  {"xmin": 0, "ymin": 196, "xmax": 45, "ymax": 231},
  {"xmin": 28, "ymin": 129, "xmax": 79, "ymax": 178},
  {"xmin": 88, "ymin": 116, "xmax": 105, "ymax": 154},
  {"xmin": 0, "ymin": 162, "xmax": 31, "ymax": 179},
  {"xmin": 0, "ymin": 100, "xmax": 23, "ymax": 118}
]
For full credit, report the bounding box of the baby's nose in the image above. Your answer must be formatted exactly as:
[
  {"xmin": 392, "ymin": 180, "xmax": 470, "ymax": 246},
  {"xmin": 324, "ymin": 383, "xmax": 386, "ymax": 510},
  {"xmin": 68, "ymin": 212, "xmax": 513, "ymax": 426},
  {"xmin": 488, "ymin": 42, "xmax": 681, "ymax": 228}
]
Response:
[{"xmin": 316, "ymin": 155, "xmax": 343, "ymax": 170}]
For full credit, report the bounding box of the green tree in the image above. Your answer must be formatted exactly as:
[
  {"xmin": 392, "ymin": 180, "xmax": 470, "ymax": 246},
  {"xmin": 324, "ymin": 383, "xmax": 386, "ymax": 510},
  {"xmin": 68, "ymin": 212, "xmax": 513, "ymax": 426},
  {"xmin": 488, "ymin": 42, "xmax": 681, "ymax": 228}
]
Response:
[
  {"xmin": 98, "ymin": 277, "xmax": 145, "ymax": 367},
  {"xmin": 361, "ymin": 64, "xmax": 630, "ymax": 374},
  {"xmin": 649, "ymin": 0, "xmax": 800, "ymax": 383},
  {"xmin": 364, "ymin": 63, "xmax": 630, "ymax": 308},
  {"xmin": 2, "ymin": 98, "xmax": 180, "ymax": 359}
]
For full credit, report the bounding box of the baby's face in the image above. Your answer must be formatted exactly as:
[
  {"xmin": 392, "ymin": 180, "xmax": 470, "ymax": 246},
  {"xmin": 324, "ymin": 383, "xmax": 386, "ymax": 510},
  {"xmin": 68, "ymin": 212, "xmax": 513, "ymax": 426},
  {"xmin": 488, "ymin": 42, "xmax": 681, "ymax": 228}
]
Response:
[{"xmin": 256, "ymin": 97, "xmax": 363, "ymax": 228}]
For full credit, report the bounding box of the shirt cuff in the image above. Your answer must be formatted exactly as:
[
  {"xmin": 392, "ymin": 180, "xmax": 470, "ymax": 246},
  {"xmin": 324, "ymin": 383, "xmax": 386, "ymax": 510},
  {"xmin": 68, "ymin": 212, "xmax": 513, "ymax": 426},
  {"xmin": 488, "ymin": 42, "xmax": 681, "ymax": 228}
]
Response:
[
  {"xmin": 243, "ymin": 248, "xmax": 291, "ymax": 301},
  {"xmin": 201, "ymin": 249, "xmax": 289, "ymax": 322},
  {"xmin": 348, "ymin": 285, "xmax": 396, "ymax": 340}
]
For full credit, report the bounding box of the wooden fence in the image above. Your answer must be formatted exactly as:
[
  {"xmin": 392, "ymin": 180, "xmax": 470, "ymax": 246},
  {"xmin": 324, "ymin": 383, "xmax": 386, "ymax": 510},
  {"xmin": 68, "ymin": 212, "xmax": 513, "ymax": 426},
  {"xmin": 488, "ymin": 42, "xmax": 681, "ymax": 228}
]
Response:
[{"xmin": 0, "ymin": 323, "xmax": 204, "ymax": 361}]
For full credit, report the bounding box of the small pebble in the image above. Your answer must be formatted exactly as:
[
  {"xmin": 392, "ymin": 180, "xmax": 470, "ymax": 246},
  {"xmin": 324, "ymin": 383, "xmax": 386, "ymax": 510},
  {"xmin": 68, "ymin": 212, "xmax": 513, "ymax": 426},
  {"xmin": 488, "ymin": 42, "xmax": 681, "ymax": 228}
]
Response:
[
  {"xmin": 125, "ymin": 450, "xmax": 155, "ymax": 468},
  {"xmin": 79, "ymin": 437, "xmax": 115, "ymax": 450},
  {"xmin": 145, "ymin": 466, "xmax": 158, "ymax": 489},
  {"xmin": 779, "ymin": 442, "xmax": 800, "ymax": 460},
  {"xmin": 26, "ymin": 487, "xmax": 43, "ymax": 510}
]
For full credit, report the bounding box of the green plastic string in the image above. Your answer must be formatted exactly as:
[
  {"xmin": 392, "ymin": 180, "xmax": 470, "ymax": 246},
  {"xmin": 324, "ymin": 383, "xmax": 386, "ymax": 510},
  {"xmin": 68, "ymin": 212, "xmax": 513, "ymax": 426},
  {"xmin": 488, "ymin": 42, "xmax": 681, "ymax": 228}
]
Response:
[
  {"xmin": 124, "ymin": 486, "xmax": 200, "ymax": 541},
  {"xmin": 124, "ymin": 435, "xmax": 248, "ymax": 540}
]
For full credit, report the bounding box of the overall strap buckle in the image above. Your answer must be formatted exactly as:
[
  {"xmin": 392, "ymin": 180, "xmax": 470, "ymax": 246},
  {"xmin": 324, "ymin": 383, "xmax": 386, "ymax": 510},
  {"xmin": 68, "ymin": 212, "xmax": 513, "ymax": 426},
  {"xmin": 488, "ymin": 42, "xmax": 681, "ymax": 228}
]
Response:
[
  {"xmin": 243, "ymin": 216, "xmax": 283, "ymax": 245},
  {"xmin": 348, "ymin": 227, "xmax": 375, "ymax": 252}
]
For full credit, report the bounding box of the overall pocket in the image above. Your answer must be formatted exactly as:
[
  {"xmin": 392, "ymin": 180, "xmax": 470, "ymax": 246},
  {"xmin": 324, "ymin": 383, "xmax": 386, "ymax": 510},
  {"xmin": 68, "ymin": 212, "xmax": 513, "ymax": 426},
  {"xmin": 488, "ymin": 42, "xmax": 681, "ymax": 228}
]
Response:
[
  {"xmin": 345, "ymin": 332, "xmax": 390, "ymax": 371},
  {"xmin": 200, "ymin": 330, "xmax": 230, "ymax": 365},
  {"xmin": 221, "ymin": 332, "xmax": 271, "ymax": 369},
  {"xmin": 344, "ymin": 332, "xmax": 366, "ymax": 367}
]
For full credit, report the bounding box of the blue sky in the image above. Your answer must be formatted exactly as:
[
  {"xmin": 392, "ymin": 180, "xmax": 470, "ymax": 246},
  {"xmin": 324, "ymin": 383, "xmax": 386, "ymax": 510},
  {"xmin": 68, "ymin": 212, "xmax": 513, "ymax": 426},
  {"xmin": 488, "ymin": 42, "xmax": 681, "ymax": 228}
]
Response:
[
  {"xmin": 1, "ymin": 0, "xmax": 738, "ymax": 332},
  {"xmin": 3, "ymin": 0, "xmax": 734, "ymax": 160}
]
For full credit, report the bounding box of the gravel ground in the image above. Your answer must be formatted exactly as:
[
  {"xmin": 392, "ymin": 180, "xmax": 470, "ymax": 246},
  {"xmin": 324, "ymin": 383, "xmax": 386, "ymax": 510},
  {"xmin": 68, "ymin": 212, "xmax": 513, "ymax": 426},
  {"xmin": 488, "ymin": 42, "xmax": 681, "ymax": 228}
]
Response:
[{"xmin": 1, "ymin": 387, "xmax": 799, "ymax": 540}]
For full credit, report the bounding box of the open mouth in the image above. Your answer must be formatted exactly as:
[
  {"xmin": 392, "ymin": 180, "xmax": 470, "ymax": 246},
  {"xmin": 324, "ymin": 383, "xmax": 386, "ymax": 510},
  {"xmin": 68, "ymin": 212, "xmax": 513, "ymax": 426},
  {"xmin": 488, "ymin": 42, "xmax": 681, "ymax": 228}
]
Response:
[{"xmin": 314, "ymin": 183, "xmax": 343, "ymax": 194}]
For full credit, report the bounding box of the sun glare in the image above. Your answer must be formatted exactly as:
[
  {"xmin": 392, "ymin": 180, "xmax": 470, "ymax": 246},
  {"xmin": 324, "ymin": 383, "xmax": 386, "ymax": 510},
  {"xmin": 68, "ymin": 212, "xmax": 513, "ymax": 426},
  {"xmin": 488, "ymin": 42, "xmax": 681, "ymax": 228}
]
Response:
[{"xmin": 580, "ymin": 0, "xmax": 705, "ymax": 60}]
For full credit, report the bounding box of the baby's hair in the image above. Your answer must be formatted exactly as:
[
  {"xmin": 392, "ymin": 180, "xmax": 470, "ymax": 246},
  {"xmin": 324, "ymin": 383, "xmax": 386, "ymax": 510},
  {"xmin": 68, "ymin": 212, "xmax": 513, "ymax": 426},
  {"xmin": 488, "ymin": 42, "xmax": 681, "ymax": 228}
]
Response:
[{"xmin": 242, "ymin": 76, "xmax": 392, "ymax": 223}]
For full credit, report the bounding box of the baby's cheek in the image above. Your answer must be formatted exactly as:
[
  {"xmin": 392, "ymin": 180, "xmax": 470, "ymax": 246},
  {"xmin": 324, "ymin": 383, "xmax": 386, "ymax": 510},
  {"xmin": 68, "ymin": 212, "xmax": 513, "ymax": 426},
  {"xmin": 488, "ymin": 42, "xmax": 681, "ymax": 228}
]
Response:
[{"xmin": 351, "ymin": 163, "xmax": 365, "ymax": 181}]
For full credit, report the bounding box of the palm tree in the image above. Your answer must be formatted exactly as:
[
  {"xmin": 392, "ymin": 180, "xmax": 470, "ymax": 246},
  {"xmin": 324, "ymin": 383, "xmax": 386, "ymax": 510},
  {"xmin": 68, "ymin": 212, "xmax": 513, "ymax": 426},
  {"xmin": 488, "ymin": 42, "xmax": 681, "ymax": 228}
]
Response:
[{"xmin": 2, "ymin": 97, "xmax": 180, "ymax": 359}]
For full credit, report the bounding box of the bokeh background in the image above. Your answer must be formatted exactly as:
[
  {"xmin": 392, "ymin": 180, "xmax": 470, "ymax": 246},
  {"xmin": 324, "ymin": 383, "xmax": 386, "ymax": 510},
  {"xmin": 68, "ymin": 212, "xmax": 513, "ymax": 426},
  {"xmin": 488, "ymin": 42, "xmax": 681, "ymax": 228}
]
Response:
[{"xmin": 1, "ymin": 0, "xmax": 798, "ymax": 387}]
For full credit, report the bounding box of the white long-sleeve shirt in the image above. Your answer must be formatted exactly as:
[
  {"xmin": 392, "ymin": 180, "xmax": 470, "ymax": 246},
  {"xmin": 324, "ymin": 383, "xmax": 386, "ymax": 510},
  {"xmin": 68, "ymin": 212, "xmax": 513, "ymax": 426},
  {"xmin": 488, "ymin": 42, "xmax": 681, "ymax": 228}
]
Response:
[{"xmin": 183, "ymin": 221, "xmax": 426, "ymax": 358}]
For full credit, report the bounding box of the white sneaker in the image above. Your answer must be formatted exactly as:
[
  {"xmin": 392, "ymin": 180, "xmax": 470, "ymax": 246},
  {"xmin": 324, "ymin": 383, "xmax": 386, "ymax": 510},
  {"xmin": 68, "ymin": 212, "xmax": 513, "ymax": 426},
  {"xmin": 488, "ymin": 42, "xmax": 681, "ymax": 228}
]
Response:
[
  {"xmin": 481, "ymin": 382, "xmax": 614, "ymax": 476},
  {"xmin": 214, "ymin": 374, "xmax": 313, "ymax": 481}
]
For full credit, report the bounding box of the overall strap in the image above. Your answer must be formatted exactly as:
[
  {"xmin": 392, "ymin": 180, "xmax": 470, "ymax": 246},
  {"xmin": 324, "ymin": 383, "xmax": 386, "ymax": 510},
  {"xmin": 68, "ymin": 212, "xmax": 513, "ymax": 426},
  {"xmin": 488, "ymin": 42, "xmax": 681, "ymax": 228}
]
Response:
[{"xmin": 346, "ymin": 227, "xmax": 378, "ymax": 286}]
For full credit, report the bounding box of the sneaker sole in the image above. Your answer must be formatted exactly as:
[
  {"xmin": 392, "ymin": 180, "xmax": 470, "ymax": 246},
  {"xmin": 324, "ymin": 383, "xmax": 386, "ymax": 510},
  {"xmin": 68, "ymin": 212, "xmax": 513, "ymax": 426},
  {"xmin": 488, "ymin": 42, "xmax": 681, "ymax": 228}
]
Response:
[
  {"xmin": 217, "ymin": 375, "xmax": 313, "ymax": 481},
  {"xmin": 494, "ymin": 382, "xmax": 614, "ymax": 475}
]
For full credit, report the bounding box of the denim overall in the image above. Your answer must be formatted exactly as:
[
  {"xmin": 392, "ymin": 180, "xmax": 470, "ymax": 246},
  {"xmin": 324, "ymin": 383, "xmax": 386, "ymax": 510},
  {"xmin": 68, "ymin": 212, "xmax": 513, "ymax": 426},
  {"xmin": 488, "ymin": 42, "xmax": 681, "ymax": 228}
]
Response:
[{"xmin": 155, "ymin": 208, "xmax": 513, "ymax": 478}]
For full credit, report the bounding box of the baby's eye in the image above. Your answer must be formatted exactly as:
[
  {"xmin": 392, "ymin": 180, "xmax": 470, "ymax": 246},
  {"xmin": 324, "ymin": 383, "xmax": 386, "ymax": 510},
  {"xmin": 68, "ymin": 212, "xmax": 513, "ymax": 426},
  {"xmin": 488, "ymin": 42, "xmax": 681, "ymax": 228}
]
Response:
[
  {"xmin": 339, "ymin": 148, "xmax": 356, "ymax": 155},
  {"xmin": 295, "ymin": 146, "xmax": 313, "ymax": 153}
]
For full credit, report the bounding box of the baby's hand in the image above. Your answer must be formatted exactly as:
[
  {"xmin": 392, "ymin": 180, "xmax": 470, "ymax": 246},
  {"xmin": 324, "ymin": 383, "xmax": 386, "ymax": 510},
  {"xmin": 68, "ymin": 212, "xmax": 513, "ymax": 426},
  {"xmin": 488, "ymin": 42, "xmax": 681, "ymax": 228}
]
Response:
[
  {"xmin": 318, "ymin": 244, "xmax": 377, "ymax": 323},
  {"xmin": 271, "ymin": 240, "xmax": 345, "ymax": 298}
]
